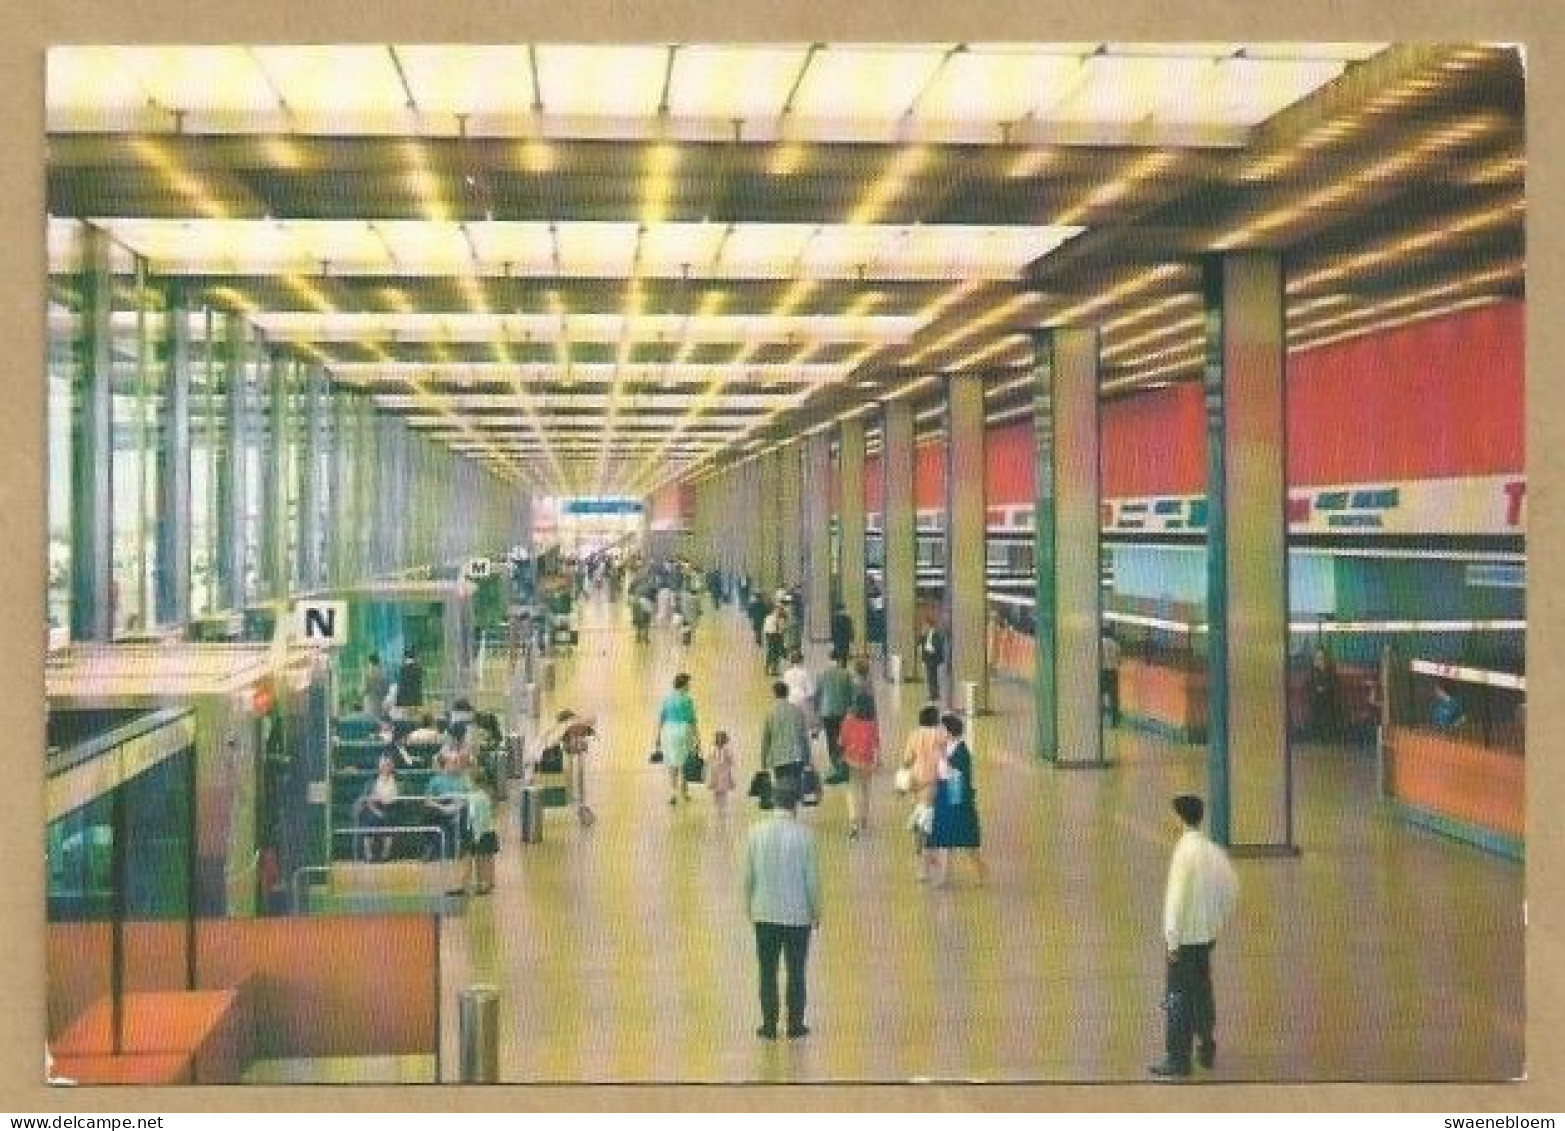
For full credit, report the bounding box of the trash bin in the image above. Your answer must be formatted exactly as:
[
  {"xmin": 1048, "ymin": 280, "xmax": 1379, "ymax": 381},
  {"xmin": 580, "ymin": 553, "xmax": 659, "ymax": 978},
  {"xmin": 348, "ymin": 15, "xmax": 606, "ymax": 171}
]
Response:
[
  {"xmin": 888, "ymin": 653, "xmax": 903, "ymax": 685},
  {"xmin": 458, "ymin": 984, "xmax": 500, "ymax": 1083},
  {"xmin": 518, "ymin": 785, "xmax": 544, "ymax": 844},
  {"xmin": 963, "ymin": 680, "xmax": 979, "ymax": 718}
]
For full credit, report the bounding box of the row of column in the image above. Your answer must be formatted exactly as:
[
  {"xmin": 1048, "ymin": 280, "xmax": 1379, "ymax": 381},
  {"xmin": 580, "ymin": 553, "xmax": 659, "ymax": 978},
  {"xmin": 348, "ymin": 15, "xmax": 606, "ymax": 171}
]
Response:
[
  {"xmin": 686, "ymin": 251, "xmax": 1291, "ymax": 849},
  {"xmin": 68, "ymin": 226, "xmax": 531, "ymax": 644}
]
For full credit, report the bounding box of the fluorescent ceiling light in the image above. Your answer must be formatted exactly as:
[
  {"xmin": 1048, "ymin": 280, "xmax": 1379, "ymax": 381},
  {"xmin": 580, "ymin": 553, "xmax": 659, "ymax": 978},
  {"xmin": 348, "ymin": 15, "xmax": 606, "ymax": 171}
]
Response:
[
  {"xmin": 532, "ymin": 45, "xmax": 668, "ymax": 117},
  {"xmin": 668, "ymin": 45, "xmax": 805, "ymax": 120},
  {"xmin": 788, "ymin": 45, "xmax": 948, "ymax": 121},
  {"xmin": 396, "ymin": 46, "xmax": 536, "ymax": 116}
]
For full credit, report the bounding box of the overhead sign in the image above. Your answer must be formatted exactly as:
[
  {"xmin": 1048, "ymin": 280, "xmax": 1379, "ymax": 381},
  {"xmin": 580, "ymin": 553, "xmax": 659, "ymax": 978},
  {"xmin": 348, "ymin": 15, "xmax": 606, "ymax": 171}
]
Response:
[
  {"xmin": 294, "ymin": 600, "xmax": 348, "ymax": 647},
  {"xmin": 466, "ymin": 557, "xmax": 493, "ymax": 580}
]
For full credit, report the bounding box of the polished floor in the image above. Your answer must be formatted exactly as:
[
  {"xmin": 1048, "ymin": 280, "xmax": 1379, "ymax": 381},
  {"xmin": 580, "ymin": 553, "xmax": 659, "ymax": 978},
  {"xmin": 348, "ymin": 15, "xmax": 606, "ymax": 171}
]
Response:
[{"xmin": 430, "ymin": 590, "xmax": 1523, "ymax": 1084}]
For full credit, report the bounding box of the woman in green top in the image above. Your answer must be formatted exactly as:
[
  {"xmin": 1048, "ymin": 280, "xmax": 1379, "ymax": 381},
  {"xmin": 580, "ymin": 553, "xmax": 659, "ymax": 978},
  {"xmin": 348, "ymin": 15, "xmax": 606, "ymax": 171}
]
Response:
[{"xmin": 657, "ymin": 672, "xmax": 701, "ymax": 805}]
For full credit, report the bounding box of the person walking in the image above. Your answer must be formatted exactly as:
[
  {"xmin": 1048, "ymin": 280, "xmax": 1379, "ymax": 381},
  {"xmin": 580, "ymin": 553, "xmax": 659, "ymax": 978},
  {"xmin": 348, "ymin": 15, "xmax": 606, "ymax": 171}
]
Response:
[
  {"xmin": 656, "ymin": 673, "xmax": 702, "ymax": 806},
  {"xmin": 838, "ymin": 691, "xmax": 881, "ymax": 839},
  {"xmin": 748, "ymin": 590, "xmax": 769, "ymax": 649},
  {"xmin": 815, "ymin": 654, "xmax": 855, "ymax": 785},
  {"xmin": 920, "ymin": 615, "xmax": 946, "ymax": 705},
  {"xmin": 360, "ymin": 652, "xmax": 390, "ymax": 720},
  {"xmin": 759, "ymin": 680, "xmax": 812, "ymax": 796},
  {"xmin": 829, "ymin": 602, "xmax": 855, "ymax": 664},
  {"xmin": 1101, "ymin": 629, "xmax": 1122, "ymax": 728},
  {"xmin": 763, "ymin": 603, "xmax": 788, "ymax": 676},
  {"xmin": 743, "ymin": 780, "xmax": 821, "ymax": 1040},
  {"xmin": 1149, "ymin": 794, "xmax": 1239, "ymax": 1079},
  {"xmin": 900, "ymin": 703, "xmax": 947, "ymax": 882},
  {"xmin": 927, "ymin": 713, "xmax": 987, "ymax": 887},
  {"xmin": 709, "ymin": 730, "xmax": 737, "ymax": 817}
]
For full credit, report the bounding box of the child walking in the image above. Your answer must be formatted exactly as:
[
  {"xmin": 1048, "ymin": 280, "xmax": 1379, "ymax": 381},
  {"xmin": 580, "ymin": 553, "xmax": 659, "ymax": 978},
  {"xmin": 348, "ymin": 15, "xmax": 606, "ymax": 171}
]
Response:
[{"xmin": 708, "ymin": 730, "xmax": 737, "ymax": 816}]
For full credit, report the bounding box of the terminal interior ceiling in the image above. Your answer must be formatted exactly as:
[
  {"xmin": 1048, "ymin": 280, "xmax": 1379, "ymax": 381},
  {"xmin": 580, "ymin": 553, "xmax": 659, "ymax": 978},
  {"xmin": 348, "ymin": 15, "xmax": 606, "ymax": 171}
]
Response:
[
  {"xmin": 46, "ymin": 43, "xmax": 1523, "ymax": 494},
  {"xmin": 41, "ymin": 42, "xmax": 1529, "ymax": 1089}
]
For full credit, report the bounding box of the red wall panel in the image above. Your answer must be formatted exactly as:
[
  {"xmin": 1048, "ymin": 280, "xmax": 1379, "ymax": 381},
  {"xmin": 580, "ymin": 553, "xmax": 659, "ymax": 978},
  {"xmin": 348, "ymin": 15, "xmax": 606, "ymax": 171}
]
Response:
[
  {"xmin": 1102, "ymin": 384, "xmax": 1208, "ymax": 497},
  {"xmin": 914, "ymin": 440, "xmax": 945, "ymax": 510},
  {"xmin": 984, "ymin": 419, "xmax": 1034, "ymax": 507},
  {"xmin": 1286, "ymin": 301, "xmax": 1523, "ymax": 483}
]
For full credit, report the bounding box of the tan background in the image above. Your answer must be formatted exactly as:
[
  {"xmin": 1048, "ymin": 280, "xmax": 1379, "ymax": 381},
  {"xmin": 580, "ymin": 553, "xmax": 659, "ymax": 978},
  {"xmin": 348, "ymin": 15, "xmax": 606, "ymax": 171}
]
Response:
[{"xmin": 2, "ymin": 0, "xmax": 1558, "ymax": 1112}]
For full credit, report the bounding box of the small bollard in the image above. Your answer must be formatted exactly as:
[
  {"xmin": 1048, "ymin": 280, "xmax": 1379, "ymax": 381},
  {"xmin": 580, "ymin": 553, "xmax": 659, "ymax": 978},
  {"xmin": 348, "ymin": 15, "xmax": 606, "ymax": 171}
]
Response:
[
  {"xmin": 458, "ymin": 984, "xmax": 500, "ymax": 1083},
  {"xmin": 525, "ymin": 681, "xmax": 541, "ymax": 719},
  {"xmin": 518, "ymin": 785, "xmax": 544, "ymax": 844}
]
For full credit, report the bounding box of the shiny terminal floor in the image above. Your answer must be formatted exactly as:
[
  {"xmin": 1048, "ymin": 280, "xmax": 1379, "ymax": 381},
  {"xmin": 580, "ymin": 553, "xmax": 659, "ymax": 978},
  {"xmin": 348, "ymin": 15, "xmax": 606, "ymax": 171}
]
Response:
[{"xmin": 425, "ymin": 592, "xmax": 1522, "ymax": 1085}]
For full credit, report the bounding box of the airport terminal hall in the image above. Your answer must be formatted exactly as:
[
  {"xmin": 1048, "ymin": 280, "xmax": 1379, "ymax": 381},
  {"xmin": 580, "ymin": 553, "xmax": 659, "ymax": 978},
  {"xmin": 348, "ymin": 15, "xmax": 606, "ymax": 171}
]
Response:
[{"xmin": 42, "ymin": 43, "xmax": 1525, "ymax": 1085}]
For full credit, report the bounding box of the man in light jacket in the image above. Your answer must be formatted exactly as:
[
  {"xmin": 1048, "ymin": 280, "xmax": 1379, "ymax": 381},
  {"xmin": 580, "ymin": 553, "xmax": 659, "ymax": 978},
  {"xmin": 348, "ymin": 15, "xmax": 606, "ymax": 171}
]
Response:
[
  {"xmin": 1150, "ymin": 794, "xmax": 1239, "ymax": 1078},
  {"xmin": 743, "ymin": 781, "xmax": 821, "ymax": 1040},
  {"xmin": 758, "ymin": 680, "xmax": 812, "ymax": 795}
]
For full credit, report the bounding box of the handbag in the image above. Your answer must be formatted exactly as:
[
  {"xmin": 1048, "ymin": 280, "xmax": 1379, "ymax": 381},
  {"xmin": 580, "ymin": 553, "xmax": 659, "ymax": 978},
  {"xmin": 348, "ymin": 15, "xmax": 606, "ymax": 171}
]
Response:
[
  {"xmin": 800, "ymin": 765, "xmax": 822, "ymax": 806},
  {"xmin": 537, "ymin": 744, "xmax": 565, "ymax": 775},
  {"xmin": 682, "ymin": 751, "xmax": 706, "ymax": 784},
  {"xmin": 747, "ymin": 769, "xmax": 772, "ymax": 800},
  {"xmin": 649, "ymin": 747, "xmax": 665, "ymax": 765}
]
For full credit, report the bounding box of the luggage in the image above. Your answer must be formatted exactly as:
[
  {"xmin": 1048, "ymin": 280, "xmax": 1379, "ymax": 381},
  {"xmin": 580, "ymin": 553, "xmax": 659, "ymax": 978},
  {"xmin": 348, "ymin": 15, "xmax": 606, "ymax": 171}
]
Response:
[{"xmin": 682, "ymin": 751, "xmax": 706, "ymax": 784}]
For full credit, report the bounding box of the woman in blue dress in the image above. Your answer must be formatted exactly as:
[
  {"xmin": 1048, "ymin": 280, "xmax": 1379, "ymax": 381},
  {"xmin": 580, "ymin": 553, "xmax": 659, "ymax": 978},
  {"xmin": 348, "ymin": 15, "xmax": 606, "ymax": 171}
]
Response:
[
  {"xmin": 927, "ymin": 712, "xmax": 988, "ymax": 887},
  {"xmin": 656, "ymin": 672, "xmax": 701, "ymax": 805}
]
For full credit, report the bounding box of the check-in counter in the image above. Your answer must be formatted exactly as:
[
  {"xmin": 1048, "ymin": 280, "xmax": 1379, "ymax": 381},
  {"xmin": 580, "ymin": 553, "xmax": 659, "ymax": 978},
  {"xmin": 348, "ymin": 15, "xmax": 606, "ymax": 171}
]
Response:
[{"xmin": 1382, "ymin": 657, "xmax": 1525, "ymax": 859}]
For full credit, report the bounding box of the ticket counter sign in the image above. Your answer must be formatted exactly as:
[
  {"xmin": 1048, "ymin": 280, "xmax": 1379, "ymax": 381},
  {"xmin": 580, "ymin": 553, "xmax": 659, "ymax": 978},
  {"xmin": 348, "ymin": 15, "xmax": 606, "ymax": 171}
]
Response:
[{"xmin": 294, "ymin": 600, "xmax": 348, "ymax": 647}]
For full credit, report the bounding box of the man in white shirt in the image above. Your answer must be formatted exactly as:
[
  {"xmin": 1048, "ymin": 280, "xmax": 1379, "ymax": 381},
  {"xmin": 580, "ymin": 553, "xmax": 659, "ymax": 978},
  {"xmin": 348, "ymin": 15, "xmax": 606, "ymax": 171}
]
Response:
[
  {"xmin": 1150, "ymin": 794, "xmax": 1239, "ymax": 1078},
  {"xmin": 743, "ymin": 781, "xmax": 821, "ymax": 1040}
]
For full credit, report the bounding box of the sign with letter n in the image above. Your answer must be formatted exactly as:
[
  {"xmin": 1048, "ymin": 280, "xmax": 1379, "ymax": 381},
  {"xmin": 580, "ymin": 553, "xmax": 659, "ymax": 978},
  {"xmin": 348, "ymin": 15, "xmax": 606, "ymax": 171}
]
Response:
[{"xmin": 295, "ymin": 600, "xmax": 348, "ymax": 647}]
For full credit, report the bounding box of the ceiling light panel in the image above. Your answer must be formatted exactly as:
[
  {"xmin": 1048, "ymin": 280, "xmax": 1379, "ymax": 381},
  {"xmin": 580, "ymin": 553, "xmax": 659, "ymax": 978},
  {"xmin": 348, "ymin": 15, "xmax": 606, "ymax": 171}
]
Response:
[
  {"xmin": 667, "ymin": 45, "xmax": 806, "ymax": 120},
  {"xmin": 640, "ymin": 222, "xmax": 727, "ymax": 274},
  {"xmin": 126, "ymin": 47, "xmax": 277, "ymax": 118},
  {"xmin": 533, "ymin": 45, "xmax": 669, "ymax": 117},
  {"xmin": 396, "ymin": 46, "xmax": 536, "ymax": 116},
  {"xmin": 913, "ymin": 47, "xmax": 1086, "ymax": 124},
  {"xmin": 788, "ymin": 45, "xmax": 949, "ymax": 125},
  {"xmin": 48, "ymin": 48, "xmax": 183, "ymax": 128},
  {"xmin": 253, "ymin": 46, "xmax": 408, "ymax": 117},
  {"xmin": 555, "ymin": 222, "xmax": 642, "ymax": 275}
]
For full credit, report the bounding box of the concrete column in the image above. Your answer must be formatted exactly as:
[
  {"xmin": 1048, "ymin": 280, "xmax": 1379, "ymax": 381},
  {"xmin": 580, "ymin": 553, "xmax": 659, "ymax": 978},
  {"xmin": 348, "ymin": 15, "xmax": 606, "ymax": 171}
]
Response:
[
  {"xmin": 744, "ymin": 459, "xmax": 764, "ymax": 585},
  {"xmin": 263, "ymin": 347, "xmax": 290, "ymax": 600},
  {"xmin": 945, "ymin": 372, "xmax": 989, "ymax": 713},
  {"xmin": 154, "ymin": 282, "xmax": 193, "ymax": 628},
  {"xmin": 805, "ymin": 432, "xmax": 833, "ymax": 642},
  {"xmin": 330, "ymin": 390, "xmax": 352, "ymax": 586},
  {"xmin": 838, "ymin": 417, "xmax": 867, "ymax": 655},
  {"xmin": 779, "ymin": 441, "xmax": 804, "ymax": 590},
  {"xmin": 1030, "ymin": 329, "xmax": 1106, "ymax": 765},
  {"xmin": 1202, "ymin": 252, "xmax": 1293, "ymax": 852},
  {"xmin": 300, "ymin": 363, "xmax": 324, "ymax": 590},
  {"xmin": 758, "ymin": 449, "xmax": 782, "ymax": 592},
  {"xmin": 70, "ymin": 225, "xmax": 114, "ymax": 641},
  {"xmin": 882, "ymin": 398, "xmax": 918, "ymax": 682},
  {"xmin": 220, "ymin": 313, "xmax": 250, "ymax": 613}
]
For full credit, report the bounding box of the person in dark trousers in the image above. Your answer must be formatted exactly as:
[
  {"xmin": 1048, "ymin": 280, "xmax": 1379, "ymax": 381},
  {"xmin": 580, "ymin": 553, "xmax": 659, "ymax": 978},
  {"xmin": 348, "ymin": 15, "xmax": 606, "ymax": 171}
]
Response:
[
  {"xmin": 748, "ymin": 591, "xmax": 770, "ymax": 649},
  {"xmin": 1150, "ymin": 794, "xmax": 1239, "ymax": 1079},
  {"xmin": 815, "ymin": 654, "xmax": 855, "ymax": 785},
  {"xmin": 743, "ymin": 780, "xmax": 820, "ymax": 1040},
  {"xmin": 920, "ymin": 616, "xmax": 946, "ymax": 704},
  {"xmin": 394, "ymin": 646, "xmax": 425, "ymax": 718},
  {"xmin": 1305, "ymin": 644, "xmax": 1339, "ymax": 740},
  {"xmin": 829, "ymin": 602, "xmax": 855, "ymax": 663},
  {"xmin": 1100, "ymin": 629, "xmax": 1122, "ymax": 728},
  {"xmin": 759, "ymin": 680, "xmax": 812, "ymax": 796}
]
